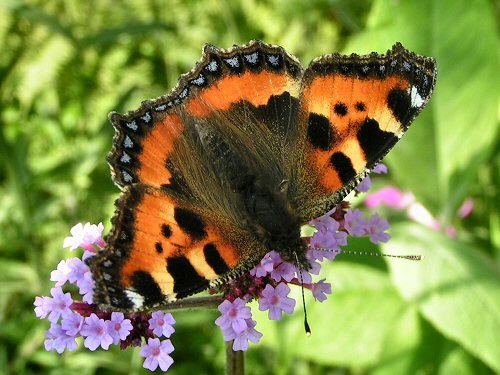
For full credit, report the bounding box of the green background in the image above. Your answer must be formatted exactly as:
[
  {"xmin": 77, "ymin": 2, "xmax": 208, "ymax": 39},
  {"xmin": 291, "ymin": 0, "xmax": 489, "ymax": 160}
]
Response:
[{"xmin": 1, "ymin": 0, "xmax": 499, "ymax": 374}]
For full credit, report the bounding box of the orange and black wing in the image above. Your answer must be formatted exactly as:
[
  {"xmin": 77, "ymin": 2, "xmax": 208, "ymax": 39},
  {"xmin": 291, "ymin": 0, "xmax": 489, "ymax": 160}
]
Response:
[
  {"xmin": 88, "ymin": 185, "xmax": 264, "ymax": 309},
  {"xmin": 89, "ymin": 41, "xmax": 304, "ymax": 309},
  {"xmin": 295, "ymin": 43, "xmax": 437, "ymax": 221}
]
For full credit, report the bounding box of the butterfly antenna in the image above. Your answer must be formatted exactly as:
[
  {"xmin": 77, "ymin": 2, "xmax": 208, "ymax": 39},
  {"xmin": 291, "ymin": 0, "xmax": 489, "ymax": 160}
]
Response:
[
  {"xmin": 293, "ymin": 251, "xmax": 311, "ymax": 336},
  {"xmin": 318, "ymin": 248, "xmax": 423, "ymax": 261}
]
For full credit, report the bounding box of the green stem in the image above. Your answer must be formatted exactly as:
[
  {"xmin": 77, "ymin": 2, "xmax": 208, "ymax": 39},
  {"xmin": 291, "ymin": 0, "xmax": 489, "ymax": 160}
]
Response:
[
  {"xmin": 143, "ymin": 295, "xmax": 226, "ymax": 312},
  {"xmin": 226, "ymin": 340, "xmax": 245, "ymax": 375}
]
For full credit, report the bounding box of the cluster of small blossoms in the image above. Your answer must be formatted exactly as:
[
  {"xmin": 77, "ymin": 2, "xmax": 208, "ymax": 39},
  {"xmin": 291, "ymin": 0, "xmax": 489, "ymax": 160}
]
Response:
[
  {"xmin": 34, "ymin": 223, "xmax": 176, "ymax": 372},
  {"xmin": 34, "ymin": 164, "xmax": 393, "ymax": 371}
]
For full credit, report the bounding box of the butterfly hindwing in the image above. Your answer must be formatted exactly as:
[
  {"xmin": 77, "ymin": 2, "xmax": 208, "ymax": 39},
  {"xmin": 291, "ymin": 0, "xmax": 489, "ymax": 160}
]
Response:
[
  {"xmin": 295, "ymin": 43, "xmax": 437, "ymax": 220},
  {"xmin": 89, "ymin": 185, "xmax": 270, "ymax": 309}
]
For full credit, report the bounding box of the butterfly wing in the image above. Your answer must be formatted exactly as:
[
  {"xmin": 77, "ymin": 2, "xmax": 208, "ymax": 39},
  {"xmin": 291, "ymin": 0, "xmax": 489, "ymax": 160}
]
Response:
[
  {"xmin": 89, "ymin": 41, "xmax": 305, "ymax": 309},
  {"xmin": 295, "ymin": 43, "xmax": 437, "ymax": 221},
  {"xmin": 88, "ymin": 185, "xmax": 266, "ymax": 309}
]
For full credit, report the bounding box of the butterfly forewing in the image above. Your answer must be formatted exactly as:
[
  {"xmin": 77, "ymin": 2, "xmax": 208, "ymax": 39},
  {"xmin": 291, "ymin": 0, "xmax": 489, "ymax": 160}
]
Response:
[{"xmin": 295, "ymin": 43, "xmax": 436, "ymax": 221}]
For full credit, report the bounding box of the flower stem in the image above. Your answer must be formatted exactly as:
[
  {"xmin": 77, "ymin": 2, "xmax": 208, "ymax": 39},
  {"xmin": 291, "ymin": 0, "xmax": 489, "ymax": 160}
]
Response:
[
  {"xmin": 226, "ymin": 340, "xmax": 245, "ymax": 375},
  {"xmin": 142, "ymin": 295, "xmax": 226, "ymax": 312}
]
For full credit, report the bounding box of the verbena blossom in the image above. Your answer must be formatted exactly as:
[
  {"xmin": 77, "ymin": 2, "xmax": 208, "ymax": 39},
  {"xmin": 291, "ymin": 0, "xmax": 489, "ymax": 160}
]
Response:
[
  {"xmin": 140, "ymin": 338, "xmax": 175, "ymax": 372},
  {"xmin": 148, "ymin": 311, "xmax": 176, "ymax": 338},
  {"xmin": 63, "ymin": 222, "xmax": 105, "ymax": 251},
  {"xmin": 258, "ymin": 283, "xmax": 296, "ymax": 320},
  {"xmin": 355, "ymin": 163, "xmax": 388, "ymax": 192},
  {"xmin": 35, "ymin": 163, "xmax": 397, "ymax": 370},
  {"xmin": 81, "ymin": 313, "xmax": 114, "ymax": 351}
]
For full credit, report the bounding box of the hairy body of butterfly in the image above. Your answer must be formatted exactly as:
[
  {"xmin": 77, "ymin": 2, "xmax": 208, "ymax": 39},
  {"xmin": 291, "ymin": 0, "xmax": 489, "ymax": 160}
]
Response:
[{"xmin": 87, "ymin": 41, "xmax": 436, "ymax": 310}]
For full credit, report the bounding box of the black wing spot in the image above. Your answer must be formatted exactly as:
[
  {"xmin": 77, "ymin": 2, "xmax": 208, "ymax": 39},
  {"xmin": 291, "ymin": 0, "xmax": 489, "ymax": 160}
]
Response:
[
  {"xmin": 203, "ymin": 243, "xmax": 230, "ymax": 275},
  {"xmin": 155, "ymin": 242, "xmax": 163, "ymax": 254},
  {"xmin": 387, "ymin": 88, "xmax": 411, "ymax": 125},
  {"xmin": 174, "ymin": 207, "xmax": 206, "ymax": 241},
  {"xmin": 330, "ymin": 152, "xmax": 356, "ymax": 184},
  {"xmin": 161, "ymin": 224, "xmax": 172, "ymax": 238},
  {"xmin": 355, "ymin": 101, "xmax": 366, "ymax": 112},
  {"xmin": 357, "ymin": 118, "xmax": 398, "ymax": 164},
  {"xmin": 334, "ymin": 102, "xmax": 348, "ymax": 117},
  {"xmin": 130, "ymin": 271, "xmax": 165, "ymax": 306},
  {"xmin": 307, "ymin": 113, "xmax": 335, "ymax": 151},
  {"xmin": 167, "ymin": 256, "xmax": 209, "ymax": 296}
]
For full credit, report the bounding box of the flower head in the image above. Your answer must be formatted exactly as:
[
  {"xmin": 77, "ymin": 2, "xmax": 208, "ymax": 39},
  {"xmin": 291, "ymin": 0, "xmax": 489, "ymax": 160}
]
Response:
[
  {"xmin": 309, "ymin": 217, "xmax": 347, "ymax": 251},
  {"xmin": 63, "ymin": 222, "xmax": 105, "ymax": 252},
  {"xmin": 344, "ymin": 209, "xmax": 367, "ymax": 237},
  {"xmin": 61, "ymin": 311, "xmax": 84, "ymax": 336},
  {"xmin": 310, "ymin": 279, "xmax": 332, "ymax": 302},
  {"xmin": 45, "ymin": 287, "xmax": 73, "ymax": 323},
  {"xmin": 215, "ymin": 298, "xmax": 251, "ymax": 336},
  {"xmin": 356, "ymin": 175, "xmax": 372, "ymax": 192},
  {"xmin": 226, "ymin": 318, "xmax": 263, "ymax": 351},
  {"xmin": 107, "ymin": 312, "xmax": 133, "ymax": 344},
  {"xmin": 148, "ymin": 311, "xmax": 176, "ymax": 338},
  {"xmin": 44, "ymin": 323, "xmax": 78, "ymax": 354},
  {"xmin": 140, "ymin": 338, "xmax": 174, "ymax": 372},
  {"xmin": 366, "ymin": 213, "xmax": 391, "ymax": 244},
  {"xmin": 81, "ymin": 313, "xmax": 113, "ymax": 351},
  {"xmin": 365, "ymin": 186, "xmax": 415, "ymax": 209},
  {"xmin": 258, "ymin": 283, "xmax": 295, "ymax": 320}
]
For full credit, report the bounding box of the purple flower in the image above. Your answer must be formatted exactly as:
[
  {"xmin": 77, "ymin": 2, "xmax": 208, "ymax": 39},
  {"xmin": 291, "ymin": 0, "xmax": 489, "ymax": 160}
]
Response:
[
  {"xmin": 50, "ymin": 260, "xmax": 71, "ymax": 287},
  {"xmin": 365, "ymin": 186, "xmax": 414, "ymax": 209},
  {"xmin": 355, "ymin": 175, "xmax": 372, "ymax": 192},
  {"xmin": 310, "ymin": 279, "xmax": 332, "ymax": 302},
  {"xmin": 270, "ymin": 257, "xmax": 296, "ymax": 282},
  {"xmin": 373, "ymin": 163, "xmax": 388, "ymax": 174},
  {"xmin": 44, "ymin": 323, "xmax": 78, "ymax": 353},
  {"xmin": 107, "ymin": 312, "xmax": 133, "ymax": 344},
  {"xmin": 148, "ymin": 311, "xmax": 176, "ymax": 338},
  {"xmin": 63, "ymin": 222, "xmax": 105, "ymax": 252},
  {"xmin": 66, "ymin": 257, "xmax": 89, "ymax": 284},
  {"xmin": 77, "ymin": 271, "xmax": 95, "ymax": 304},
  {"xmin": 34, "ymin": 296, "xmax": 50, "ymax": 319},
  {"xmin": 309, "ymin": 217, "xmax": 347, "ymax": 252},
  {"xmin": 344, "ymin": 209, "xmax": 368, "ymax": 237},
  {"xmin": 258, "ymin": 283, "xmax": 295, "ymax": 320},
  {"xmin": 81, "ymin": 313, "xmax": 113, "ymax": 351},
  {"xmin": 226, "ymin": 319, "xmax": 263, "ymax": 351},
  {"xmin": 309, "ymin": 208, "xmax": 338, "ymax": 233},
  {"xmin": 140, "ymin": 338, "xmax": 174, "ymax": 372},
  {"xmin": 250, "ymin": 251, "xmax": 276, "ymax": 277},
  {"xmin": 44, "ymin": 287, "xmax": 73, "ymax": 323},
  {"xmin": 366, "ymin": 214, "xmax": 391, "ymax": 244},
  {"xmin": 458, "ymin": 199, "xmax": 474, "ymax": 218},
  {"xmin": 215, "ymin": 298, "xmax": 251, "ymax": 336},
  {"xmin": 61, "ymin": 311, "xmax": 84, "ymax": 336}
]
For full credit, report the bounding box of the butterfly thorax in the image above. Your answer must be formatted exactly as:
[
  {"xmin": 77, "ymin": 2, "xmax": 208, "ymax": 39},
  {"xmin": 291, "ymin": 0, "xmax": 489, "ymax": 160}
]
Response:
[
  {"xmin": 198, "ymin": 124, "xmax": 310, "ymax": 270},
  {"xmin": 238, "ymin": 175, "xmax": 310, "ymax": 269}
]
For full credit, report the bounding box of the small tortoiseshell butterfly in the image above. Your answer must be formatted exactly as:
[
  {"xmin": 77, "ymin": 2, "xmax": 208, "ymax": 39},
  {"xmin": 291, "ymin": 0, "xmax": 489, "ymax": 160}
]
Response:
[{"xmin": 87, "ymin": 41, "xmax": 436, "ymax": 310}]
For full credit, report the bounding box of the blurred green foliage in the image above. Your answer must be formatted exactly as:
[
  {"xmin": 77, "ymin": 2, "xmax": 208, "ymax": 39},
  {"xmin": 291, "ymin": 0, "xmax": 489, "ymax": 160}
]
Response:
[{"xmin": 1, "ymin": 0, "xmax": 499, "ymax": 374}]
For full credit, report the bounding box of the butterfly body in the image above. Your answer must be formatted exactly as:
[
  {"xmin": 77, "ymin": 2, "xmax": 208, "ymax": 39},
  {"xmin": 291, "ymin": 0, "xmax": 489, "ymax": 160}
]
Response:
[{"xmin": 87, "ymin": 41, "xmax": 436, "ymax": 310}]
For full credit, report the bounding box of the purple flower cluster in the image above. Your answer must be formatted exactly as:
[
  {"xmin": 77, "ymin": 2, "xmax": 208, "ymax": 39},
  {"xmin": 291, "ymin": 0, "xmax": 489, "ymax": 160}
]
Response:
[
  {"xmin": 34, "ymin": 223, "xmax": 176, "ymax": 372},
  {"xmin": 35, "ymin": 162, "xmax": 398, "ymax": 370}
]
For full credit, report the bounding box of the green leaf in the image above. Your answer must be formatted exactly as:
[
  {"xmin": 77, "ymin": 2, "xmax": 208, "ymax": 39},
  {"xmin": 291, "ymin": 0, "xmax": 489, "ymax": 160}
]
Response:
[
  {"xmin": 440, "ymin": 345, "xmax": 494, "ymax": 375},
  {"xmin": 385, "ymin": 223, "xmax": 500, "ymax": 372}
]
